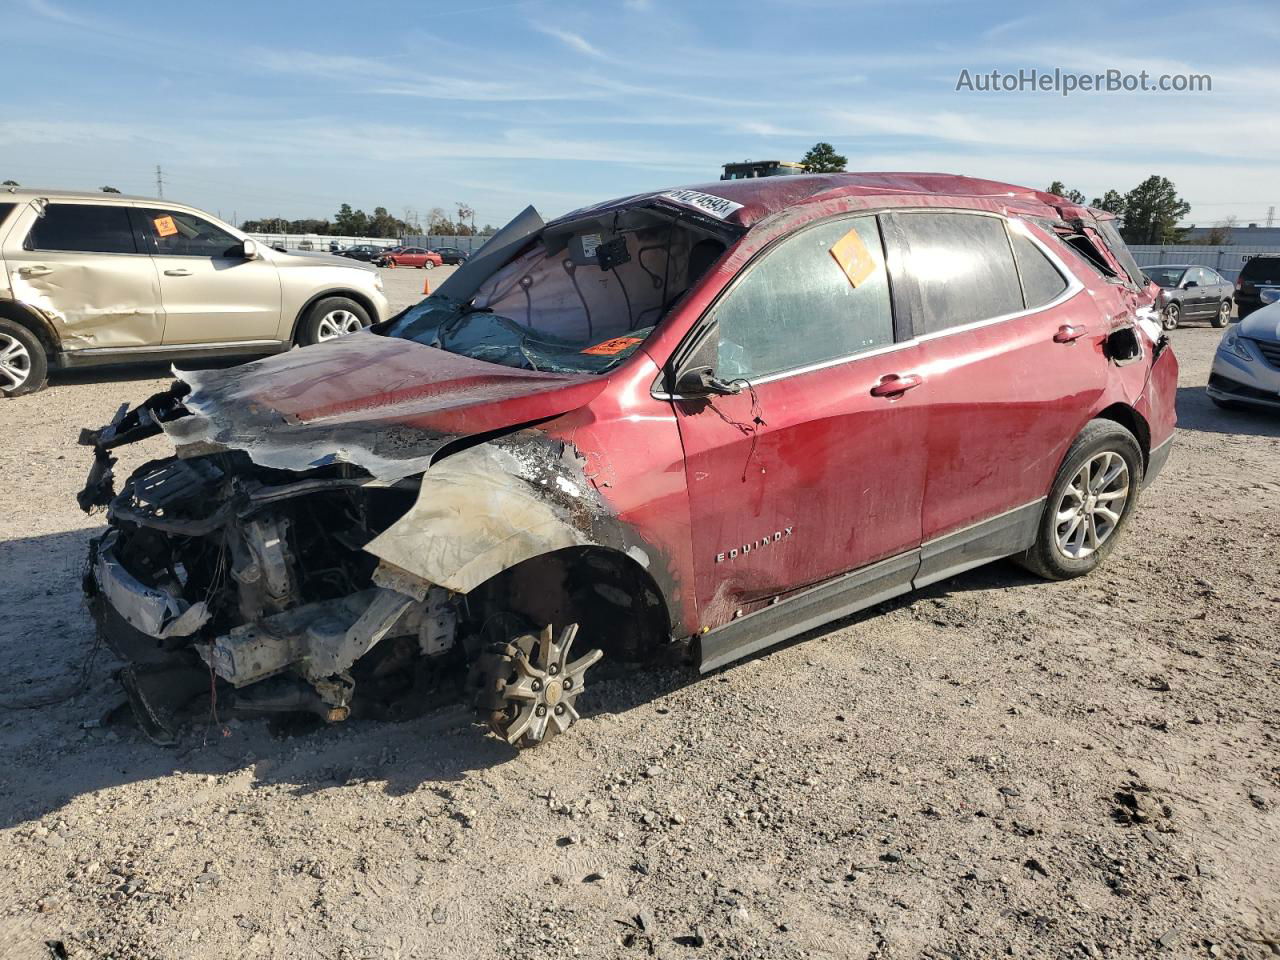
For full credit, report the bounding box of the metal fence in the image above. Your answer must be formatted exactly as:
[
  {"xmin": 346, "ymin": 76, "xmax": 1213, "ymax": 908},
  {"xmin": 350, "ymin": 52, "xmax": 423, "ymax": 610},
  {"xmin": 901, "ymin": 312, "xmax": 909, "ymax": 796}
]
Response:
[
  {"xmin": 244, "ymin": 232, "xmax": 495, "ymax": 255},
  {"xmin": 1128, "ymin": 244, "xmax": 1280, "ymax": 283}
]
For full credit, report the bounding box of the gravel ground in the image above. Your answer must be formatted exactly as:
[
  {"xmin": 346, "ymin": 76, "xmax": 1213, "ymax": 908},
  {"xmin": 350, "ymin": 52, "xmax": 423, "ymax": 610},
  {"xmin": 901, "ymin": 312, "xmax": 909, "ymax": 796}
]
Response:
[{"xmin": 1, "ymin": 309, "xmax": 1277, "ymax": 960}]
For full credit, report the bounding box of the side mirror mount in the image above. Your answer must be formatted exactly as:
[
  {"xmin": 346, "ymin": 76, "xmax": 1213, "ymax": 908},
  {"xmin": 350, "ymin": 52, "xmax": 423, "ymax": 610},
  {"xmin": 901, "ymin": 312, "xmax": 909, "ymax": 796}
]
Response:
[
  {"xmin": 674, "ymin": 365, "xmax": 743, "ymax": 397},
  {"xmin": 1182, "ymin": 279, "xmax": 1197, "ymax": 289},
  {"xmin": 241, "ymin": 238, "xmax": 260, "ymax": 260}
]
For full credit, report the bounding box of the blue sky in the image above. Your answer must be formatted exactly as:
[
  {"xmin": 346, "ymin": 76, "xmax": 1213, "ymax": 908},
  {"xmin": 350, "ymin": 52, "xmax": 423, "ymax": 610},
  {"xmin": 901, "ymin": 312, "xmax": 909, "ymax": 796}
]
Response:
[{"xmin": 2, "ymin": 0, "xmax": 1277, "ymax": 230}]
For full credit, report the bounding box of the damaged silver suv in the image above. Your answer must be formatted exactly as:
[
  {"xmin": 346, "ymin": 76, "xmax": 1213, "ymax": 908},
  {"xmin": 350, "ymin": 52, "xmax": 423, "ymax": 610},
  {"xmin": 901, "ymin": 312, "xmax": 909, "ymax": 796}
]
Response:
[{"xmin": 78, "ymin": 174, "xmax": 1176, "ymax": 746}]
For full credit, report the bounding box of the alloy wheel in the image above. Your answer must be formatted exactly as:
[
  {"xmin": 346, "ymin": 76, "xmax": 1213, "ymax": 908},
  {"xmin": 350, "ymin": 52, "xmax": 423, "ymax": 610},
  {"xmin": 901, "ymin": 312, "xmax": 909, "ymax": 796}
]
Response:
[
  {"xmin": 1162, "ymin": 303, "xmax": 1180, "ymax": 330},
  {"xmin": 1054, "ymin": 451, "xmax": 1130, "ymax": 560},
  {"xmin": 315, "ymin": 309, "xmax": 363, "ymax": 341},
  {"xmin": 0, "ymin": 333, "xmax": 32, "ymax": 392}
]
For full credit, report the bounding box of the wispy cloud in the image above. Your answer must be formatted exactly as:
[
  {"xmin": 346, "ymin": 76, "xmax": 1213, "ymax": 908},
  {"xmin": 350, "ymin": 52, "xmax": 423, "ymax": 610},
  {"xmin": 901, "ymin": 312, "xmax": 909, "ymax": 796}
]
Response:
[{"xmin": 533, "ymin": 24, "xmax": 607, "ymax": 59}]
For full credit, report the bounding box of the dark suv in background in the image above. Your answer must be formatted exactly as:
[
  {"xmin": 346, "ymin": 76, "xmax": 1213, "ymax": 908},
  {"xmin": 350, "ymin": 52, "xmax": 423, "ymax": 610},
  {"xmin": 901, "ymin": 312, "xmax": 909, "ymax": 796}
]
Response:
[{"xmin": 1235, "ymin": 255, "xmax": 1280, "ymax": 320}]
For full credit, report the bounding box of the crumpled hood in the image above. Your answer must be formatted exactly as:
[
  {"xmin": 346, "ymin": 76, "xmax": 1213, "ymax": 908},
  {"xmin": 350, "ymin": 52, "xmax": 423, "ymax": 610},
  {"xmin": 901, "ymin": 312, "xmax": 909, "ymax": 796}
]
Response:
[
  {"xmin": 1238, "ymin": 302, "xmax": 1280, "ymax": 342},
  {"xmin": 164, "ymin": 331, "xmax": 605, "ymax": 480}
]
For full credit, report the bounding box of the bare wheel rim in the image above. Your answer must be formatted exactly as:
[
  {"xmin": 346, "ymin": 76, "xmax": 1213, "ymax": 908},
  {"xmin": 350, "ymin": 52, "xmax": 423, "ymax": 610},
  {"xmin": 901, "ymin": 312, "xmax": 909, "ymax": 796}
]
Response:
[
  {"xmin": 1054, "ymin": 451, "xmax": 1130, "ymax": 560},
  {"xmin": 0, "ymin": 333, "xmax": 32, "ymax": 391},
  {"xmin": 315, "ymin": 309, "xmax": 362, "ymax": 341}
]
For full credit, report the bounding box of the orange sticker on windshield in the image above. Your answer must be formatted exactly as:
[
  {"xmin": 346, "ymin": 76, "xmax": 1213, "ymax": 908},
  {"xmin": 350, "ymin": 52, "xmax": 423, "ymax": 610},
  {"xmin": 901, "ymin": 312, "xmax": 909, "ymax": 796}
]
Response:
[
  {"xmin": 153, "ymin": 215, "xmax": 178, "ymax": 237},
  {"xmin": 581, "ymin": 336, "xmax": 644, "ymax": 356},
  {"xmin": 830, "ymin": 227, "xmax": 876, "ymax": 288}
]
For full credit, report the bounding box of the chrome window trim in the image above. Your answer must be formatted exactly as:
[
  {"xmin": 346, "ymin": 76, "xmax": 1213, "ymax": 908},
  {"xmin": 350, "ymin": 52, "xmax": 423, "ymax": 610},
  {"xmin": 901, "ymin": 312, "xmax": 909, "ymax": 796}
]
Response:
[{"xmin": 652, "ymin": 210, "xmax": 1083, "ymax": 400}]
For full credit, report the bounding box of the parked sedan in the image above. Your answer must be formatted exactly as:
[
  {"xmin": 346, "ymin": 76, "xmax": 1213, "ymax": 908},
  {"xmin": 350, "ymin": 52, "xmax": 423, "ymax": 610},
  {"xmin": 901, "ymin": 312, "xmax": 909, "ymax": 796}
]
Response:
[
  {"xmin": 334, "ymin": 244, "xmax": 386, "ymax": 263},
  {"xmin": 379, "ymin": 247, "xmax": 443, "ymax": 269},
  {"xmin": 1143, "ymin": 264, "xmax": 1233, "ymax": 329},
  {"xmin": 435, "ymin": 246, "xmax": 469, "ymax": 265},
  {"xmin": 78, "ymin": 173, "xmax": 1175, "ymax": 746},
  {"xmin": 1207, "ymin": 301, "xmax": 1280, "ymax": 411}
]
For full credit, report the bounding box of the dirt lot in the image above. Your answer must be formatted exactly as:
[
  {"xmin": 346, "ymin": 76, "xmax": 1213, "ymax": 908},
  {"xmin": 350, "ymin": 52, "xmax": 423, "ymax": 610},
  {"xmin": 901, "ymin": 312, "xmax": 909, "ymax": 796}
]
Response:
[{"xmin": 1, "ymin": 307, "xmax": 1277, "ymax": 959}]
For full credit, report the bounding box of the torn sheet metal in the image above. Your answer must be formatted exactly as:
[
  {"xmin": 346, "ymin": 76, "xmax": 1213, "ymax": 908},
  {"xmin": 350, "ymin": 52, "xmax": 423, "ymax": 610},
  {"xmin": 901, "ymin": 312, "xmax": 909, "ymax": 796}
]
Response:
[
  {"xmin": 364, "ymin": 439, "xmax": 593, "ymax": 593},
  {"xmin": 365, "ymin": 430, "xmax": 664, "ymax": 596},
  {"xmin": 155, "ymin": 331, "xmax": 606, "ymax": 481},
  {"xmin": 93, "ymin": 532, "xmax": 210, "ymax": 639}
]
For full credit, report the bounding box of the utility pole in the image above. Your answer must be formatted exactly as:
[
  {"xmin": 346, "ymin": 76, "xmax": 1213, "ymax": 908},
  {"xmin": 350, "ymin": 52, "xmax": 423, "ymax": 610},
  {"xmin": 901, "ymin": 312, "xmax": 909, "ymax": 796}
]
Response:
[
  {"xmin": 1268, "ymin": 205, "xmax": 1276, "ymax": 228},
  {"xmin": 155, "ymin": 164, "xmax": 164, "ymax": 199}
]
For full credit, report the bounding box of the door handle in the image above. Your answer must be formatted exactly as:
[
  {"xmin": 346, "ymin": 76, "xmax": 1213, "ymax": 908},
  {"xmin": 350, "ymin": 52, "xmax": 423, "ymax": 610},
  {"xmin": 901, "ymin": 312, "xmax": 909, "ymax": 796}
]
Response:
[
  {"xmin": 18, "ymin": 265, "xmax": 51, "ymax": 277},
  {"xmin": 164, "ymin": 268, "xmax": 193, "ymax": 277},
  {"xmin": 1053, "ymin": 324, "xmax": 1088, "ymax": 343},
  {"xmin": 870, "ymin": 373, "xmax": 923, "ymax": 398}
]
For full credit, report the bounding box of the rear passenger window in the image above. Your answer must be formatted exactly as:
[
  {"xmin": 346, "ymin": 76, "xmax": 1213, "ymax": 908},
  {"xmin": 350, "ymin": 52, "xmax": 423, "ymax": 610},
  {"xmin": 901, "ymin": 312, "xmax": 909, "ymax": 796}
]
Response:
[
  {"xmin": 896, "ymin": 213, "xmax": 1022, "ymax": 334},
  {"xmin": 25, "ymin": 203, "xmax": 138, "ymax": 254},
  {"xmin": 712, "ymin": 215, "xmax": 894, "ymax": 381},
  {"xmin": 1010, "ymin": 229, "xmax": 1068, "ymax": 308},
  {"xmin": 0, "ymin": 203, "xmax": 15, "ymax": 227}
]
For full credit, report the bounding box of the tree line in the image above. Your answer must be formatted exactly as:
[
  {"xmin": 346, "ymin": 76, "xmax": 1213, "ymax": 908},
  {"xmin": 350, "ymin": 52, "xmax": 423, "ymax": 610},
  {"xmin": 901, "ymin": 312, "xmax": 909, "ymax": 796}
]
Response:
[{"xmin": 240, "ymin": 202, "xmax": 495, "ymax": 238}]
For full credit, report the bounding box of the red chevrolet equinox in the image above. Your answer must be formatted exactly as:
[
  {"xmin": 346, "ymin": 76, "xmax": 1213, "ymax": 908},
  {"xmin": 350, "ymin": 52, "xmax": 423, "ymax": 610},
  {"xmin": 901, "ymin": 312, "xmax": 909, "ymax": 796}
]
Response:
[{"xmin": 80, "ymin": 173, "xmax": 1177, "ymax": 746}]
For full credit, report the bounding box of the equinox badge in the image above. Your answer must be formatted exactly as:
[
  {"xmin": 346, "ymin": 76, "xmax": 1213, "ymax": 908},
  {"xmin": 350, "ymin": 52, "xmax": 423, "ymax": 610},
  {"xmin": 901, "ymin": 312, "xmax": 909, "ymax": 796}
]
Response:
[{"xmin": 716, "ymin": 527, "xmax": 794, "ymax": 563}]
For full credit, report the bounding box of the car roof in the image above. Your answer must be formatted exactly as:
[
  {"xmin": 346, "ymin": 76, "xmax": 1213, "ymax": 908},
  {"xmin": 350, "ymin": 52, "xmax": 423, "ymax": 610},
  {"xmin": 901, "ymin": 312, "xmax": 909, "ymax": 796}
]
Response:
[
  {"xmin": 1147, "ymin": 264, "xmax": 1197, "ymax": 270},
  {"xmin": 557, "ymin": 171, "xmax": 1115, "ymax": 230},
  {"xmin": 1, "ymin": 186, "xmax": 163, "ymax": 203}
]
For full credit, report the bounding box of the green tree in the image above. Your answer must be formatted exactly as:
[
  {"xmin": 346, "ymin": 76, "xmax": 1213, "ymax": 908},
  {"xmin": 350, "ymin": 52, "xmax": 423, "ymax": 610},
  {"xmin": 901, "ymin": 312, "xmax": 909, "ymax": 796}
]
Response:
[
  {"xmin": 100, "ymin": 186, "xmax": 120, "ymax": 193},
  {"xmin": 2, "ymin": 179, "xmax": 17, "ymax": 186},
  {"xmin": 1046, "ymin": 181, "xmax": 1086, "ymax": 204},
  {"xmin": 800, "ymin": 142, "xmax": 846, "ymax": 173},
  {"xmin": 1120, "ymin": 175, "xmax": 1190, "ymax": 245},
  {"xmin": 1090, "ymin": 190, "xmax": 1127, "ymax": 216}
]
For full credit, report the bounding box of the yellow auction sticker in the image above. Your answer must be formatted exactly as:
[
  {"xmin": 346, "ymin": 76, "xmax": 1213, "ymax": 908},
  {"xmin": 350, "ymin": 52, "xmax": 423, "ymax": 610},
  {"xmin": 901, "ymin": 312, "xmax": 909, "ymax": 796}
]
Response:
[
  {"xmin": 829, "ymin": 227, "xmax": 877, "ymax": 288},
  {"xmin": 153, "ymin": 215, "xmax": 178, "ymax": 238}
]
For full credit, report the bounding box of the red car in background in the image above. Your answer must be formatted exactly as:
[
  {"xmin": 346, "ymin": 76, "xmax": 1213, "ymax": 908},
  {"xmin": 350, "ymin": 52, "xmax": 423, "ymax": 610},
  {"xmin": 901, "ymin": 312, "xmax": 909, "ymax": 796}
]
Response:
[
  {"xmin": 79, "ymin": 173, "xmax": 1176, "ymax": 747},
  {"xmin": 378, "ymin": 246, "xmax": 442, "ymax": 268}
]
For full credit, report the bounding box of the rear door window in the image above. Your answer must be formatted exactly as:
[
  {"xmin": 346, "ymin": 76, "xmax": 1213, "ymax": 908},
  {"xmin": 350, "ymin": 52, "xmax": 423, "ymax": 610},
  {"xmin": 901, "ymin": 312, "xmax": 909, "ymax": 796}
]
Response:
[
  {"xmin": 712, "ymin": 215, "xmax": 894, "ymax": 381},
  {"xmin": 1240, "ymin": 257, "xmax": 1280, "ymax": 284},
  {"xmin": 136, "ymin": 208, "xmax": 242, "ymax": 258},
  {"xmin": 25, "ymin": 203, "xmax": 138, "ymax": 254},
  {"xmin": 1009, "ymin": 229, "xmax": 1068, "ymax": 309},
  {"xmin": 896, "ymin": 212, "xmax": 1023, "ymax": 334}
]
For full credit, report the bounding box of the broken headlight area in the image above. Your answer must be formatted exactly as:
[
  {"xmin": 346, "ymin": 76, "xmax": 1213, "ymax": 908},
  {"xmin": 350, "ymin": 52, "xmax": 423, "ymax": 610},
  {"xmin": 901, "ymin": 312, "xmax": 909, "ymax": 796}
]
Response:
[{"xmin": 81, "ymin": 451, "xmax": 472, "ymax": 742}]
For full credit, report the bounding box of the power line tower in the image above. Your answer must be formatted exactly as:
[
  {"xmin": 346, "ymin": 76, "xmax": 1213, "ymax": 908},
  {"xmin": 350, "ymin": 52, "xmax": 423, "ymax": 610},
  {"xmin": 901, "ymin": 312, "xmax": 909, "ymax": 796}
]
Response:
[
  {"xmin": 1267, "ymin": 205, "xmax": 1276, "ymax": 228},
  {"xmin": 155, "ymin": 164, "xmax": 164, "ymax": 200}
]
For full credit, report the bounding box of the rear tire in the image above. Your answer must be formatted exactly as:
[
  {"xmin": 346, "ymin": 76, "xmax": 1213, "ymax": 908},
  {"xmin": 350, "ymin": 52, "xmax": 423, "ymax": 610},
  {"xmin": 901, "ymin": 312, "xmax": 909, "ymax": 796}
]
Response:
[
  {"xmin": 1017, "ymin": 420, "xmax": 1143, "ymax": 581},
  {"xmin": 296, "ymin": 297, "xmax": 371, "ymax": 346},
  {"xmin": 0, "ymin": 318, "xmax": 49, "ymax": 397},
  {"xmin": 1212, "ymin": 299, "xmax": 1231, "ymax": 328}
]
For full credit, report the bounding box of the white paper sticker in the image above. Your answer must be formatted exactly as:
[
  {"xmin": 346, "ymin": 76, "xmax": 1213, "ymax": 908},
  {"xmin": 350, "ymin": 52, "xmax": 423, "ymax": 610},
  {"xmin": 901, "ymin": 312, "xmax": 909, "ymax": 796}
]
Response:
[
  {"xmin": 581, "ymin": 233, "xmax": 601, "ymax": 259},
  {"xmin": 660, "ymin": 189, "xmax": 744, "ymax": 220}
]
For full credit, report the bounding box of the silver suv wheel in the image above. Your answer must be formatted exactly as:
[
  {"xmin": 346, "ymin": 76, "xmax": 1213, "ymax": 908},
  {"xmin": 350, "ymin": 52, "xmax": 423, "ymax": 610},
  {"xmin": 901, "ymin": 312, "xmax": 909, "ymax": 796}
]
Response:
[
  {"xmin": 315, "ymin": 309, "xmax": 363, "ymax": 341},
  {"xmin": 0, "ymin": 332, "xmax": 33, "ymax": 392},
  {"xmin": 1054, "ymin": 451, "xmax": 1130, "ymax": 559}
]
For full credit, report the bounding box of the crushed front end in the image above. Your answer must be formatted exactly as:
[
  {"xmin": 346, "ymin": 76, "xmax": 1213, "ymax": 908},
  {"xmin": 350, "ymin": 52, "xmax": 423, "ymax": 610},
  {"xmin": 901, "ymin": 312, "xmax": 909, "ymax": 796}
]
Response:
[{"xmin": 80, "ymin": 400, "xmax": 466, "ymax": 742}]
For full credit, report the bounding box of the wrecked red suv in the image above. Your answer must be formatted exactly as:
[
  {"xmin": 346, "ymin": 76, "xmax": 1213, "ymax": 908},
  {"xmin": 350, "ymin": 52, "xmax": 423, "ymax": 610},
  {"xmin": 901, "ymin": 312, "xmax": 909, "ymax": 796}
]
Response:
[{"xmin": 79, "ymin": 173, "xmax": 1177, "ymax": 746}]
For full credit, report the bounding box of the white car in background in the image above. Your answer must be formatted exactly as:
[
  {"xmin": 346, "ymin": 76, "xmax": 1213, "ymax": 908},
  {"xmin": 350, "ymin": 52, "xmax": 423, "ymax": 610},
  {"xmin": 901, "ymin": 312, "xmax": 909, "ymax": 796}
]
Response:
[
  {"xmin": 0, "ymin": 188, "xmax": 389, "ymax": 396},
  {"xmin": 1208, "ymin": 300, "xmax": 1280, "ymax": 411}
]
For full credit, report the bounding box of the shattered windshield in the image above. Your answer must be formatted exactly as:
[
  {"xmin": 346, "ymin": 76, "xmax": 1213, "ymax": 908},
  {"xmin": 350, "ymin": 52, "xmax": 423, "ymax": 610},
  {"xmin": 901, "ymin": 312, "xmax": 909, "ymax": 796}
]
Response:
[{"xmin": 384, "ymin": 206, "xmax": 730, "ymax": 375}]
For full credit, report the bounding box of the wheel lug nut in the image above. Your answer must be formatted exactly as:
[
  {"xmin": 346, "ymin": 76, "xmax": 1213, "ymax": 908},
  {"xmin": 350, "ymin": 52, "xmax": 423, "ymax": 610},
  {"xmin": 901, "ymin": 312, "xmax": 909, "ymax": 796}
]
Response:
[
  {"xmin": 531, "ymin": 680, "xmax": 542, "ymax": 692},
  {"xmin": 554, "ymin": 705, "xmax": 564, "ymax": 715},
  {"xmin": 563, "ymin": 678, "xmax": 573, "ymax": 689},
  {"xmin": 548, "ymin": 664, "xmax": 559, "ymax": 676},
  {"xmin": 536, "ymin": 705, "xmax": 547, "ymax": 717}
]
